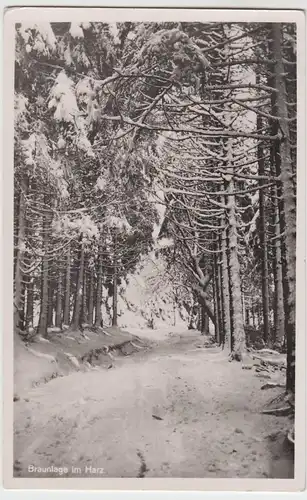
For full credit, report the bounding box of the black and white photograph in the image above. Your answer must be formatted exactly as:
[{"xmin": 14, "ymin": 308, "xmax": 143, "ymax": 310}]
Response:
[{"xmin": 3, "ymin": 6, "xmax": 306, "ymax": 490}]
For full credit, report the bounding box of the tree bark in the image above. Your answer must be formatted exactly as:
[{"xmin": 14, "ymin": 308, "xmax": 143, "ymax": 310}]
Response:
[
  {"xmin": 200, "ymin": 306, "xmax": 209, "ymax": 336},
  {"xmin": 37, "ymin": 203, "xmax": 50, "ymax": 338},
  {"xmin": 72, "ymin": 235, "xmax": 85, "ymax": 330},
  {"xmin": 213, "ymin": 254, "xmax": 221, "ymax": 343},
  {"xmin": 82, "ymin": 264, "xmax": 88, "ymax": 325},
  {"xmin": 271, "ymin": 23, "xmax": 296, "ymax": 393},
  {"xmin": 251, "ymin": 303, "xmax": 256, "ymax": 328},
  {"xmin": 217, "ymin": 256, "xmax": 224, "ymax": 344},
  {"xmin": 112, "ymin": 234, "xmax": 118, "ymax": 327},
  {"xmin": 47, "ymin": 286, "xmax": 54, "ymax": 327},
  {"xmin": 25, "ymin": 278, "xmax": 34, "ymax": 331},
  {"xmin": 257, "ymin": 111, "xmax": 270, "ymax": 343},
  {"xmin": 14, "ymin": 191, "xmax": 20, "ymax": 282},
  {"xmin": 188, "ymin": 297, "xmax": 196, "ymax": 330},
  {"xmin": 14, "ymin": 174, "xmax": 27, "ymax": 333},
  {"xmin": 192, "ymin": 284, "xmax": 216, "ymax": 327},
  {"xmin": 55, "ymin": 267, "xmax": 63, "ymax": 329},
  {"xmin": 245, "ymin": 308, "xmax": 250, "ymax": 326},
  {"xmin": 18, "ymin": 281, "xmax": 26, "ymax": 333},
  {"xmin": 268, "ymin": 62, "xmax": 286, "ymax": 344},
  {"xmin": 37, "ymin": 266, "xmax": 49, "ymax": 336},
  {"xmin": 270, "ymin": 153, "xmax": 285, "ymax": 342},
  {"xmin": 88, "ymin": 267, "xmax": 95, "ymax": 325},
  {"xmin": 220, "ymin": 201, "xmax": 231, "ymax": 350},
  {"xmin": 94, "ymin": 241, "xmax": 103, "ymax": 327},
  {"xmin": 225, "ymin": 141, "xmax": 246, "ymax": 360},
  {"xmin": 63, "ymin": 245, "xmax": 71, "ymax": 326}
]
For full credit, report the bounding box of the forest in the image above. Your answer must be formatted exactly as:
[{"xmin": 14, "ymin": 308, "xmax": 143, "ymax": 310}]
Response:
[{"xmin": 14, "ymin": 20, "xmax": 297, "ymax": 400}]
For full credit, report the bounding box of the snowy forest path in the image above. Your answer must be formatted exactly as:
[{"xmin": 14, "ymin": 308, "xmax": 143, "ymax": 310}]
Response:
[{"xmin": 14, "ymin": 330, "xmax": 294, "ymax": 479}]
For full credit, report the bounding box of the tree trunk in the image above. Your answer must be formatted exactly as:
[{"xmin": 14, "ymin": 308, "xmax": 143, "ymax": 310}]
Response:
[
  {"xmin": 220, "ymin": 202, "xmax": 231, "ymax": 349},
  {"xmin": 271, "ymin": 156, "xmax": 285, "ymax": 342},
  {"xmin": 47, "ymin": 283, "xmax": 54, "ymax": 328},
  {"xmin": 204, "ymin": 313, "xmax": 209, "ymax": 336},
  {"xmin": 227, "ymin": 230, "xmax": 234, "ymax": 351},
  {"xmin": 256, "ymin": 304, "xmax": 260, "ymax": 329},
  {"xmin": 14, "ymin": 191, "xmax": 20, "ymax": 282},
  {"xmin": 196, "ymin": 305, "xmax": 201, "ymax": 332},
  {"xmin": 213, "ymin": 254, "xmax": 221, "ymax": 343},
  {"xmin": 273, "ymin": 201, "xmax": 286, "ymax": 342},
  {"xmin": 14, "ymin": 174, "xmax": 27, "ymax": 333},
  {"xmin": 55, "ymin": 267, "xmax": 63, "ymax": 329},
  {"xmin": 25, "ymin": 278, "xmax": 34, "ymax": 331},
  {"xmin": 257, "ymin": 111, "xmax": 270, "ymax": 343},
  {"xmin": 173, "ymin": 297, "xmax": 176, "ymax": 327},
  {"xmin": 82, "ymin": 264, "xmax": 88, "ymax": 325},
  {"xmin": 63, "ymin": 245, "xmax": 71, "ymax": 326},
  {"xmin": 251, "ymin": 304, "xmax": 256, "ymax": 328},
  {"xmin": 112, "ymin": 234, "xmax": 118, "ymax": 327},
  {"xmin": 188, "ymin": 297, "xmax": 195, "ymax": 330},
  {"xmin": 105, "ymin": 296, "xmax": 111, "ymax": 325},
  {"xmin": 200, "ymin": 304, "xmax": 205, "ymax": 334},
  {"xmin": 271, "ymin": 24, "xmax": 296, "ymax": 394},
  {"xmin": 225, "ymin": 141, "xmax": 246, "ymax": 360},
  {"xmin": 216, "ymin": 244, "xmax": 224, "ymax": 344},
  {"xmin": 72, "ymin": 235, "xmax": 85, "ymax": 330},
  {"xmin": 18, "ymin": 280, "xmax": 26, "ymax": 333},
  {"xmin": 245, "ymin": 308, "xmax": 250, "ymax": 326},
  {"xmin": 88, "ymin": 267, "xmax": 95, "ymax": 325},
  {"xmin": 193, "ymin": 285, "xmax": 216, "ymax": 327},
  {"xmin": 268, "ymin": 69, "xmax": 286, "ymax": 344},
  {"xmin": 37, "ymin": 262, "xmax": 49, "ymax": 336},
  {"xmin": 94, "ymin": 241, "xmax": 103, "ymax": 327},
  {"xmin": 37, "ymin": 205, "xmax": 50, "ymax": 338},
  {"xmin": 200, "ymin": 306, "xmax": 209, "ymax": 336}
]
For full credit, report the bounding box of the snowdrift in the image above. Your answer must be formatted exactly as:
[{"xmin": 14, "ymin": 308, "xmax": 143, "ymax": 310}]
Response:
[{"xmin": 14, "ymin": 327, "xmax": 148, "ymax": 399}]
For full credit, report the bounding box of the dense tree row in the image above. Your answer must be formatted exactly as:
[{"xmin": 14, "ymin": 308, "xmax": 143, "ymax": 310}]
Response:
[{"xmin": 14, "ymin": 21, "xmax": 297, "ymax": 394}]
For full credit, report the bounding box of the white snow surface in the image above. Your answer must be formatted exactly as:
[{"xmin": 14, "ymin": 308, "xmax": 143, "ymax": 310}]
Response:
[{"xmin": 19, "ymin": 23, "xmax": 56, "ymax": 53}]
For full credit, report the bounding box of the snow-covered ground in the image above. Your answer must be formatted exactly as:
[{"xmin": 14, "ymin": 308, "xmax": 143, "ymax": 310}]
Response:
[{"xmin": 14, "ymin": 331, "xmax": 294, "ymax": 479}]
